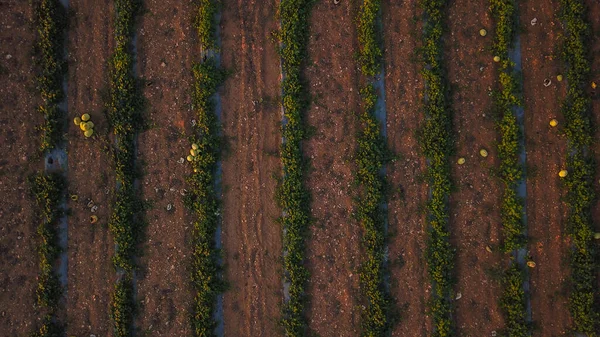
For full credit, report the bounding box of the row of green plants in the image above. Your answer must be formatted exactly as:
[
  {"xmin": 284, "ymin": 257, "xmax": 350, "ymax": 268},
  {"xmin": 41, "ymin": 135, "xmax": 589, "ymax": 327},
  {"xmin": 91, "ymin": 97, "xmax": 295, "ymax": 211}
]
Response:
[
  {"xmin": 419, "ymin": 0, "xmax": 455, "ymax": 335},
  {"xmin": 356, "ymin": 1, "xmax": 393, "ymax": 336},
  {"xmin": 277, "ymin": 0, "xmax": 314, "ymax": 335},
  {"xmin": 30, "ymin": 173, "xmax": 66, "ymax": 337},
  {"xmin": 195, "ymin": 0, "xmax": 218, "ymax": 50},
  {"xmin": 35, "ymin": 0, "xmax": 66, "ymax": 153},
  {"xmin": 185, "ymin": 3, "xmax": 225, "ymax": 335},
  {"xmin": 32, "ymin": 1, "xmax": 67, "ymax": 336},
  {"xmin": 357, "ymin": 0, "xmax": 382, "ymax": 77},
  {"xmin": 558, "ymin": 0, "xmax": 598, "ymax": 334},
  {"xmin": 489, "ymin": 0, "xmax": 529, "ymax": 335},
  {"xmin": 186, "ymin": 59, "xmax": 224, "ymax": 337},
  {"xmin": 107, "ymin": 0, "xmax": 143, "ymax": 336},
  {"xmin": 356, "ymin": 85, "xmax": 392, "ymax": 336}
]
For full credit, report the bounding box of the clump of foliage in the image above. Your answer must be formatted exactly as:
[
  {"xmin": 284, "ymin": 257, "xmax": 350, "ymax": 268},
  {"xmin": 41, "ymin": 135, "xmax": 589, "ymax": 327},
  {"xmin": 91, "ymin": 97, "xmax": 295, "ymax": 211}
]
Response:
[
  {"xmin": 500, "ymin": 263, "xmax": 528, "ymax": 336},
  {"xmin": 187, "ymin": 2, "xmax": 229, "ymax": 336},
  {"xmin": 34, "ymin": 0, "xmax": 66, "ymax": 153},
  {"xmin": 357, "ymin": 0, "xmax": 382, "ymax": 77},
  {"xmin": 185, "ymin": 57, "xmax": 226, "ymax": 337},
  {"xmin": 277, "ymin": 0, "xmax": 314, "ymax": 335},
  {"xmin": 110, "ymin": 277, "xmax": 135, "ymax": 337},
  {"xmin": 489, "ymin": 0, "xmax": 530, "ymax": 334},
  {"xmin": 31, "ymin": 1, "xmax": 67, "ymax": 335},
  {"xmin": 30, "ymin": 173, "xmax": 65, "ymax": 337},
  {"xmin": 195, "ymin": 0, "xmax": 218, "ymax": 50},
  {"xmin": 418, "ymin": 0, "xmax": 456, "ymax": 334},
  {"xmin": 559, "ymin": 0, "xmax": 598, "ymax": 334},
  {"xmin": 106, "ymin": 0, "xmax": 143, "ymax": 336},
  {"xmin": 356, "ymin": 85, "xmax": 392, "ymax": 336},
  {"xmin": 355, "ymin": 1, "xmax": 394, "ymax": 335}
]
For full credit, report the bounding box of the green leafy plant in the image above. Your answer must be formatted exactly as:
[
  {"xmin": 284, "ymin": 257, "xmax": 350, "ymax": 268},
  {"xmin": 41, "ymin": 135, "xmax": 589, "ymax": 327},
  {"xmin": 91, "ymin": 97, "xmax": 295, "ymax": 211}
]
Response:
[
  {"xmin": 559, "ymin": 0, "xmax": 598, "ymax": 334},
  {"xmin": 31, "ymin": 1, "xmax": 67, "ymax": 335},
  {"xmin": 277, "ymin": 1, "xmax": 314, "ymax": 335},
  {"xmin": 356, "ymin": 84, "xmax": 392, "ymax": 336},
  {"xmin": 500, "ymin": 263, "xmax": 528, "ymax": 336},
  {"xmin": 195, "ymin": 0, "xmax": 218, "ymax": 50},
  {"xmin": 418, "ymin": 0, "xmax": 456, "ymax": 335},
  {"xmin": 355, "ymin": 1, "xmax": 394, "ymax": 335},
  {"xmin": 185, "ymin": 54, "xmax": 226, "ymax": 337},
  {"xmin": 30, "ymin": 173, "xmax": 65, "ymax": 313},
  {"xmin": 34, "ymin": 0, "xmax": 66, "ymax": 153},
  {"xmin": 489, "ymin": 0, "xmax": 529, "ymax": 334},
  {"xmin": 106, "ymin": 1, "xmax": 143, "ymax": 336},
  {"xmin": 110, "ymin": 277, "xmax": 135, "ymax": 337},
  {"xmin": 357, "ymin": 0, "xmax": 382, "ymax": 77}
]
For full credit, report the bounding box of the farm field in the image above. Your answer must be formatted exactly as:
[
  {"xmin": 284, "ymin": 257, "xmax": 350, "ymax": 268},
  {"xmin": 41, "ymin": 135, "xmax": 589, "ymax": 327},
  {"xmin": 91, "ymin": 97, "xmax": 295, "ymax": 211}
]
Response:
[{"xmin": 1, "ymin": 0, "xmax": 599, "ymax": 337}]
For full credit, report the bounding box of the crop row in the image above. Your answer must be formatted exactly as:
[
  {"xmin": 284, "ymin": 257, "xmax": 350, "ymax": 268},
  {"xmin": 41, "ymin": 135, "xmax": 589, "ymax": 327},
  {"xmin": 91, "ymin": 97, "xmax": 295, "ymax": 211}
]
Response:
[
  {"xmin": 357, "ymin": 0, "xmax": 382, "ymax": 77},
  {"xmin": 35, "ymin": 0, "xmax": 66, "ymax": 153},
  {"xmin": 30, "ymin": 173, "xmax": 66, "ymax": 337},
  {"xmin": 195, "ymin": 0, "xmax": 218, "ymax": 50},
  {"xmin": 419, "ymin": 0, "xmax": 456, "ymax": 335},
  {"xmin": 489, "ymin": 0, "xmax": 529, "ymax": 335},
  {"xmin": 559, "ymin": 0, "xmax": 598, "ymax": 334},
  {"xmin": 31, "ymin": 1, "xmax": 67, "ymax": 336},
  {"xmin": 277, "ymin": 0, "xmax": 314, "ymax": 335},
  {"xmin": 106, "ymin": 0, "xmax": 143, "ymax": 336},
  {"xmin": 186, "ymin": 60, "xmax": 224, "ymax": 337},
  {"xmin": 185, "ymin": 2, "xmax": 225, "ymax": 335},
  {"xmin": 355, "ymin": 1, "xmax": 393, "ymax": 336}
]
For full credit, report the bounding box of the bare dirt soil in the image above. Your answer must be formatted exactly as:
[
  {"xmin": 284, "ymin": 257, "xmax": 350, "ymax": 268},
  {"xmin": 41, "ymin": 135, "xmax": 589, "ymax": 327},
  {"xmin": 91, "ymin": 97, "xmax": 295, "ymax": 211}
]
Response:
[
  {"xmin": 219, "ymin": 0, "xmax": 284, "ymax": 336},
  {"xmin": 65, "ymin": 0, "xmax": 115, "ymax": 335},
  {"xmin": 134, "ymin": 1, "xmax": 196, "ymax": 335},
  {"xmin": 303, "ymin": 1, "xmax": 362, "ymax": 336},
  {"xmin": 0, "ymin": 3, "xmax": 42, "ymax": 335},
  {"xmin": 446, "ymin": 0, "xmax": 506, "ymax": 334},
  {"xmin": 381, "ymin": 0, "xmax": 431, "ymax": 336},
  {"xmin": 520, "ymin": 0, "xmax": 571, "ymax": 335}
]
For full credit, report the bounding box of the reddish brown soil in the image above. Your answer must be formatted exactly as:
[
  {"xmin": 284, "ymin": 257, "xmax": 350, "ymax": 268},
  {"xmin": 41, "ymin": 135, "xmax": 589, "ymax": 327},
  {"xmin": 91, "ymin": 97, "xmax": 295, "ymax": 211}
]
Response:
[
  {"xmin": 446, "ymin": 0, "xmax": 505, "ymax": 334},
  {"xmin": 303, "ymin": 2, "xmax": 362, "ymax": 336},
  {"xmin": 65, "ymin": 0, "xmax": 115, "ymax": 335},
  {"xmin": 0, "ymin": 3, "xmax": 42, "ymax": 335},
  {"xmin": 382, "ymin": 0, "xmax": 431, "ymax": 336},
  {"xmin": 219, "ymin": 0, "xmax": 284, "ymax": 336},
  {"xmin": 134, "ymin": 0, "xmax": 196, "ymax": 335},
  {"xmin": 520, "ymin": 0, "xmax": 571, "ymax": 335}
]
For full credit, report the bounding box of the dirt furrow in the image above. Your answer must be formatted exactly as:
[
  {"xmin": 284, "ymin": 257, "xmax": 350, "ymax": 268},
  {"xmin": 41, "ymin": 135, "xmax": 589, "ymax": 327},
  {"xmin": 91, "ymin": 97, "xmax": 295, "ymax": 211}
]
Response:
[
  {"xmin": 0, "ymin": 3, "xmax": 41, "ymax": 335},
  {"xmin": 446, "ymin": 0, "xmax": 505, "ymax": 334},
  {"xmin": 519, "ymin": 0, "xmax": 570, "ymax": 334},
  {"xmin": 133, "ymin": 0, "xmax": 195, "ymax": 335},
  {"xmin": 65, "ymin": 0, "xmax": 114, "ymax": 335},
  {"xmin": 382, "ymin": 0, "xmax": 430, "ymax": 335},
  {"xmin": 302, "ymin": 2, "xmax": 361, "ymax": 336},
  {"xmin": 220, "ymin": 0, "xmax": 283, "ymax": 335}
]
